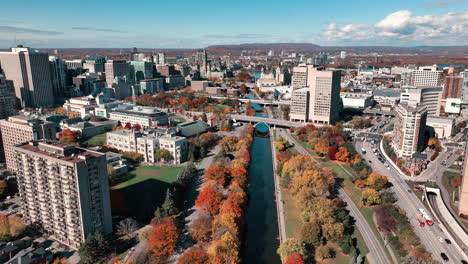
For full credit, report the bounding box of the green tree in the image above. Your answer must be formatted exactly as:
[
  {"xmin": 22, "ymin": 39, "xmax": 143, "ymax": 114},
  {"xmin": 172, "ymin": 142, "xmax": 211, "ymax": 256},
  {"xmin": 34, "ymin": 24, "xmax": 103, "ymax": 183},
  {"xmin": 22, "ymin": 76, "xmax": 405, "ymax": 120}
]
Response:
[
  {"xmin": 300, "ymin": 221, "xmax": 322, "ymax": 246},
  {"xmin": 316, "ymin": 246, "xmax": 335, "ymax": 260},
  {"xmin": 78, "ymin": 233, "xmax": 110, "ymax": 264},
  {"xmin": 176, "ymin": 163, "xmax": 197, "ymax": 188},
  {"xmin": 360, "ymin": 188, "xmax": 382, "ymax": 206},
  {"xmin": 155, "ymin": 148, "xmax": 173, "ymax": 162}
]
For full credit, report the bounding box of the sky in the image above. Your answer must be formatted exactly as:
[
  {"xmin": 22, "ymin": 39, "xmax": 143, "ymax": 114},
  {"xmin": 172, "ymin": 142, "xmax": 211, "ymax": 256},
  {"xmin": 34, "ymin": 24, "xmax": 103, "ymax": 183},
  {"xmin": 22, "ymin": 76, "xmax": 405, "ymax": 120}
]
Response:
[{"xmin": 0, "ymin": 0, "xmax": 467, "ymax": 48}]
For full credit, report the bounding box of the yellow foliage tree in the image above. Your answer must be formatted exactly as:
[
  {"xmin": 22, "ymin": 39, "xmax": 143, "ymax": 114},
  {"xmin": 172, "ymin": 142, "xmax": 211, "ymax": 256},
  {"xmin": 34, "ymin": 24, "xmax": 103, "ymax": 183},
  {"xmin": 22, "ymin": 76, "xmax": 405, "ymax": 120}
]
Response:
[
  {"xmin": 314, "ymin": 139, "xmax": 329, "ymax": 156},
  {"xmin": 360, "ymin": 188, "xmax": 382, "ymax": 206},
  {"xmin": 366, "ymin": 172, "xmax": 388, "ymax": 191}
]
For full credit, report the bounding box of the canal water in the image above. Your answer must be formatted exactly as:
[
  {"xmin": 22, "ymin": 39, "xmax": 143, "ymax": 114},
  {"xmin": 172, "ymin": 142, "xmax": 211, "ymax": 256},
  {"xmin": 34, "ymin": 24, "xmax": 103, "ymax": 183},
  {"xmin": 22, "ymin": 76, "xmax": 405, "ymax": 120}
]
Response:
[{"xmin": 242, "ymin": 129, "xmax": 281, "ymax": 264}]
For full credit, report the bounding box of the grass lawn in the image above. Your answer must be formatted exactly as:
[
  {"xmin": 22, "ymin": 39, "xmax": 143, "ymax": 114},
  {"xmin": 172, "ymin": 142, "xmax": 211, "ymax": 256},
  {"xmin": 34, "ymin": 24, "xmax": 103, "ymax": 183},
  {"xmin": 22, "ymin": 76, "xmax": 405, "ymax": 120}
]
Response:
[
  {"xmin": 442, "ymin": 170, "xmax": 461, "ymax": 213},
  {"xmin": 110, "ymin": 165, "xmax": 184, "ymax": 221},
  {"xmin": 289, "ymin": 147, "xmax": 299, "ymax": 154},
  {"xmin": 113, "ymin": 166, "xmax": 183, "ymax": 189},
  {"xmin": 282, "ymin": 187, "xmax": 302, "ymax": 238},
  {"xmin": 83, "ymin": 133, "xmax": 107, "ymax": 146},
  {"xmin": 449, "ymin": 164, "xmax": 461, "ymax": 170}
]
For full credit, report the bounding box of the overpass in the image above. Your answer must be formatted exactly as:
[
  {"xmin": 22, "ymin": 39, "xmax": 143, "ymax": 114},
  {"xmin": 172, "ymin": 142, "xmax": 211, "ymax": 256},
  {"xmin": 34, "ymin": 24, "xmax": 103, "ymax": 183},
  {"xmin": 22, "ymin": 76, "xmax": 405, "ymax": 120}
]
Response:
[
  {"xmin": 231, "ymin": 114, "xmax": 311, "ymax": 128},
  {"xmin": 210, "ymin": 96, "xmax": 291, "ymax": 106}
]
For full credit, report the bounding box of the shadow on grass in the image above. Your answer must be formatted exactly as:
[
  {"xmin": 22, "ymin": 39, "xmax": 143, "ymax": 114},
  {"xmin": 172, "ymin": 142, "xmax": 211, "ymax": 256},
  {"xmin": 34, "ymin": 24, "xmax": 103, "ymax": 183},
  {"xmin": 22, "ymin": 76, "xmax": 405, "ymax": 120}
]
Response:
[{"xmin": 110, "ymin": 178, "xmax": 172, "ymax": 222}]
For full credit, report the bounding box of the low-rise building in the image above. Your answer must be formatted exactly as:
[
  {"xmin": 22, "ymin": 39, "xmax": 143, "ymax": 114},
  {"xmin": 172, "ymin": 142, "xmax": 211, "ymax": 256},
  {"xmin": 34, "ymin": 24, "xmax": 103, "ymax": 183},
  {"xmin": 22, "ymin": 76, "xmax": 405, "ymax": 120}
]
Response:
[
  {"xmin": 63, "ymin": 95, "xmax": 98, "ymax": 118},
  {"xmin": 109, "ymin": 104, "xmax": 168, "ymax": 128},
  {"xmin": 165, "ymin": 76, "xmax": 185, "ymax": 89},
  {"xmin": 176, "ymin": 120, "xmax": 208, "ymax": 137},
  {"xmin": 106, "ymin": 152, "xmax": 128, "ymax": 176},
  {"xmin": 340, "ymin": 92, "xmax": 374, "ymax": 108},
  {"xmin": 426, "ymin": 116, "xmax": 455, "ymax": 139},
  {"xmin": 106, "ymin": 129, "xmax": 188, "ymax": 164}
]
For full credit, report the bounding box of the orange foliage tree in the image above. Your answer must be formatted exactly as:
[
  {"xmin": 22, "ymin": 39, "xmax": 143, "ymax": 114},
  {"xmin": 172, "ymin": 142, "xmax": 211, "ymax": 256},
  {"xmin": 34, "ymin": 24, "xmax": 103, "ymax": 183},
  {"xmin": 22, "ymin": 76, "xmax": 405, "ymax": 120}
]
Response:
[
  {"xmin": 147, "ymin": 217, "xmax": 178, "ymax": 262},
  {"xmin": 195, "ymin": 184, "xmax": 223, "ymax": 215},
  {"xmin": 58, "ymin": 129, "xmax": 77, "ymax": 144},
  {"xmin": 285, "ymin": 252, "xmax": 305, "ymax": 264},
  {"xmin": 204, "ymin": 162, "xmax": 230, "ymax": 186},
  {"xmin": 176, "ymin": 247, "xmax": 208, "ymax": 264},
  {"xmin": 335, "ymin": 147, "xmax": 350, "ymax": 162},
  {"xmin": 314, "ymin": 139, "xmax": 329, "ymax": 156}
]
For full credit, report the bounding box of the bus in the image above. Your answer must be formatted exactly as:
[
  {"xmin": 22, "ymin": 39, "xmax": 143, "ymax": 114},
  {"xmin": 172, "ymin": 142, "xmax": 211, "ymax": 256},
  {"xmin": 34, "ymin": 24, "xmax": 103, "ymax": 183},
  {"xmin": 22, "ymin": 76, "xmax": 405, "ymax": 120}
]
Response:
[{"xmin": 418, "ymin": 208, "xmax": 434, "ymax": 226}]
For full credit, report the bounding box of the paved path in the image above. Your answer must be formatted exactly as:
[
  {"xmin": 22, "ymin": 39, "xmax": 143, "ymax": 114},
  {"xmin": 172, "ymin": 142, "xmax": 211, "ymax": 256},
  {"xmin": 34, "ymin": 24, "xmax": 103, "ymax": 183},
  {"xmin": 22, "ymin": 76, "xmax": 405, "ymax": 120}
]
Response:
[
  {"xmin": 281, "ymin": 130, "xmax": 392, "ymax": 264},
  {"xmin": 270, "ymin": 129, "xmax": 287, "ymax": 243}
]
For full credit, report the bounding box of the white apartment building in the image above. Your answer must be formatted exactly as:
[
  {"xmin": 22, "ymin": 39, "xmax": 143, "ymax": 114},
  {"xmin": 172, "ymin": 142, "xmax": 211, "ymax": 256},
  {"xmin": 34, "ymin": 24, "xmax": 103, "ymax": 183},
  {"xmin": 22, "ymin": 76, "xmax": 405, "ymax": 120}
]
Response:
[
  {"xmin": 400, "ymin": 86, "xmax": 442, "ymax": 116},
  {"xmin": 410, "ymin": 65, "xmax": 442, "ymax": 87},
  {"xmin": 392, "ymin": 104, "xmax": 428, "ymax": 158},
  {"xmin": 107, "ymin": 129, "xmax": 188, "ymax": 164},
  {"xmin": 290, "ymin": 88, "xmax": 309, "ymax": 122},
  {"xmin": 291, "ymin": 65, "xmax": 308, "ymax": 89},
  {"xmin": 13, "ymin": 141, "xmax": 112, "ymax": 250}
]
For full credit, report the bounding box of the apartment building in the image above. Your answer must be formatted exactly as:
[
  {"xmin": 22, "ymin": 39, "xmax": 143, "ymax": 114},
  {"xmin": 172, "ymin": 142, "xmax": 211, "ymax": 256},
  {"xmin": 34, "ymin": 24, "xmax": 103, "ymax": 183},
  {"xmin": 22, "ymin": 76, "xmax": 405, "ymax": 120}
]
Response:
[
  {"xmin": 307, "ymin": 67, "xmax": 341, "ymax": 125},
  {"xmin": 13, "ymin": 141, "xmax": 112, "ymax": 249},
  {"xmin": 109, "ymin": 104, "xmax": 168, "ymax": 128},
  {"xmin": 392, "ymin": 104, "xmax": 428, "ymax": 158},
  {"xmin": 443, "ymin": 74, "xmax": 463, "ymax": 99},
  {"xmin": 107, "ymin": 129, "xmax": 187, "ymax": 164},
  {"xmin": 410, "ymin": 65, "xmax": 442, "ymax": 87},
  {"xmin": 289, "ymin": 88, "xmax": 309, "ymax": 122},
  {"xmin": 400, "ymin": 86, "xmax": 442, "ymax": 116},
  {"xmin": 0, "ymin": 45, "xmax": 55, "ymax": 107},
  {"xmin": 0, "ymin": 115, "xmax": 57, "ymax": 171}
]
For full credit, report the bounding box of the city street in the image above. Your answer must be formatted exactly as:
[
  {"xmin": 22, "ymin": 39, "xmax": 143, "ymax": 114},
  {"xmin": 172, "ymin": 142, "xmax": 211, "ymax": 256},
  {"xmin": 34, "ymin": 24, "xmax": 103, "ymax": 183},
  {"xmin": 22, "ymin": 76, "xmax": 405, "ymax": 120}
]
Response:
[{"xmin": 357, "ymin": 139, "xmax": 468, "ymax": 263}]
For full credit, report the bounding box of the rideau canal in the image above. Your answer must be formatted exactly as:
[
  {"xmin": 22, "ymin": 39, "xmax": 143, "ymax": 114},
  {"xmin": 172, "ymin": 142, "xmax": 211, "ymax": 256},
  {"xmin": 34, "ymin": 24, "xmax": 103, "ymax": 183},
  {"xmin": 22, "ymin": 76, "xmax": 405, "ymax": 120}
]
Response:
[{"xmin": 242, "ymin": 123, "xmax": 281, "ymax": 264}]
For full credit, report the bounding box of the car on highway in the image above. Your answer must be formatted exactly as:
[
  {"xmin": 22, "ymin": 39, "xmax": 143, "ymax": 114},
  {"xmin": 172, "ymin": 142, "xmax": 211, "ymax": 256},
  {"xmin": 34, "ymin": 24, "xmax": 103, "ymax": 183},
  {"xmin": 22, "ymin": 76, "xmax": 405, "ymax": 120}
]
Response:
[
  {"xmin": 440, "ymin": 253, "xmax": 449, "ymax": 262},
  {"xmin": 444, "ymin": 239, "xmax": 451, "ymax": 244},
  {"xmin": 461, "ymin": 260, "xmax": 467, "ymax": 264},
  {"xmin": 368, "ymin": 160, "xmax": 372, "ymax": 163}
]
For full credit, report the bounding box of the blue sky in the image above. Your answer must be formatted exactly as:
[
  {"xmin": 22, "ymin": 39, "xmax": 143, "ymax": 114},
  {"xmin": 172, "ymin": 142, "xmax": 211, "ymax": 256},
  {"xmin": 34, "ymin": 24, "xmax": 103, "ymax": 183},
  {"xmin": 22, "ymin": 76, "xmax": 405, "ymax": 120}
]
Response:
[{"xmin": 0, "ymin": 0, "xmax": 467, "ymax": 48}]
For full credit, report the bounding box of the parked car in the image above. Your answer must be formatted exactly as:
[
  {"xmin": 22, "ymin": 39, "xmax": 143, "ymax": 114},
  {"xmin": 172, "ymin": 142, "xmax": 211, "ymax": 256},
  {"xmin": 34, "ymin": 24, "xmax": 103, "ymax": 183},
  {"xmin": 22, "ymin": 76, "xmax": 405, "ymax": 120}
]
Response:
[{"xmin": 440, "ymin": 253, "xmax": 449, "ymax": 262}]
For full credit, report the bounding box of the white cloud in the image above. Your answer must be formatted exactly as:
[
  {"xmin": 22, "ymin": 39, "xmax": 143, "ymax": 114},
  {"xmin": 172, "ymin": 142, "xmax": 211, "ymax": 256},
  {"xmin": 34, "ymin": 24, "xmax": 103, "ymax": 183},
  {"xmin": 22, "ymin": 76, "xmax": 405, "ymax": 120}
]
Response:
[{"xmin": 321, "ymin": 10, "xmax": 468, "ymax": 45}]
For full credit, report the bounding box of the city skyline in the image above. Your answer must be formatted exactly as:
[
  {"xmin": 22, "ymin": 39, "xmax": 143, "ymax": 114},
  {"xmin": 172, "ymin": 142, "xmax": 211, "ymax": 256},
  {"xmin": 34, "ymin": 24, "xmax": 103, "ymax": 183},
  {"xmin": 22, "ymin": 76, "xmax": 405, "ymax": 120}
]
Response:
[{"xmin": 0, "ymin": 0, "xmax": 466, "ymax": 48}]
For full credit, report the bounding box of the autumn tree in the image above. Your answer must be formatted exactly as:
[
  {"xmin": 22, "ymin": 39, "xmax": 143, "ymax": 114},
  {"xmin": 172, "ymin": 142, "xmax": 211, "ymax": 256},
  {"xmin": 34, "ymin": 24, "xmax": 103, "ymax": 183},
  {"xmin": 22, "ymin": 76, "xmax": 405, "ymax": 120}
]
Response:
[
  {"xmin": 207, "ymin": 231, "xmax": 241, "ymax": 264},
  {"xmin": 277, "ymin": 238, "xmax": 306, "ymax": 262},
  {"xmin": 147, "ymin": 217, "xmax": 178, "ymax": 262},
  {"xmin": 0, "ymin": 180, "xmax": 8, "ymax": 197},
  {"xmin": 315, "ymin": 139, "xmax": 329, "ymax": 156},
  {"xmin": 55, "ymin": 106, "xmax": 66, "ymax": 115},
  {"xmin": 155, "ymin": 148, "xmax": 173, "ymax": 162},
  {"xmin": 236, "ymin": 71, "xmax": 252, "ymax": 82},
  {"xmin": 219, "ymin": 136, "xmax": 239, "ymax": 154},
  {"xmin": 122, "ymin": 151, "xmax": 142, "ymax": 162},
  {"xmin": 195, "ymin": 184, "xmax": 223, "ymax": 215},
  {"xmin": 360, "ymin": 188, "xmax": 382, "ymax": 206},
  {"xmin": 124, "ymin": 122, "xmax": 132, "ymax": 130},
  {"xmin": 116, "ymin": 218, "xmax": 139, "ymax": 236},
  {"xmin": 285, "ymin": 252, "xmax": 305, "ymax": 264},
  {"xmin": 427, "ymin": 137, "xmax": 442, "ymax": 151},
  {"xmin": 176, "ymin": 247, "xmax": 208, "ymax": 264},
  {"xmin": 133, "ymin": 123, "xmax": 142, "ymax": 132},
  {"xmin": 335, "ymin": 147, "xmax": 350, "ymax": 162},
  {"xmin": 189, "ymin": 213, "xmax": 213, "ymax": 243},
  {"xmin": 367, "ymin": 172, "xmax": 388, "ymax": 191},
  {"xmin": 300, "ymin": 221, "xmax": 322, "ymax": 246},
  {"xmin": 316, "ymin": 246, "xmax": 334, "ymax": 260},
  {"xmin": 59, "ymin": 129, "xmax": 77, "ymax": 144},
  {"xmin": 328, "ymin": 146, "xmax": 337, "ymax": 160}
]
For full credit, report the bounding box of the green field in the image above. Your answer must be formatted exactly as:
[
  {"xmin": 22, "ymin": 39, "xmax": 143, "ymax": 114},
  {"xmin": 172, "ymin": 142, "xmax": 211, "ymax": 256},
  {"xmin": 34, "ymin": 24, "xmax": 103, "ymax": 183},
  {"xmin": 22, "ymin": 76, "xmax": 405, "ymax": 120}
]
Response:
[
  {"xmin": 172, "ymin": 115, "xmax": 187, "ymax": 122},
  {"xmin": 84, "ymin": 133, "xmax": 107, "ymax": 146},
  {"xmin": 113, "ymin": 166, "xmax": 183, "ymax": 189},
  {"xmin": 110, "ymin": 165, "xmax": 184, "ymax": 221}
]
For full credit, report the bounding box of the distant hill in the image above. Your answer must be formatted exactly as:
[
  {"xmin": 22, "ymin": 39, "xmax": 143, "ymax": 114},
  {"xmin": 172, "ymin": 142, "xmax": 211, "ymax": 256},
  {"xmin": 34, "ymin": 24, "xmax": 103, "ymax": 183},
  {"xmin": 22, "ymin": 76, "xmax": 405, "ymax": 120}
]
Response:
[{"xmin": 207, "ymin": 43, "xmax": 468, "ymax": 55}]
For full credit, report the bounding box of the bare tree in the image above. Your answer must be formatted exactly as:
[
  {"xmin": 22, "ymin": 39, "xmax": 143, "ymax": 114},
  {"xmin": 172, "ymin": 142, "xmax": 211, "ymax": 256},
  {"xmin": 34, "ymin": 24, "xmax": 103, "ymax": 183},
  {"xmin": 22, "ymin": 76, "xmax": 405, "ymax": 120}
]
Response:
[{"xmin": 116, "ymin": 218, "xmax": 139, "ymax": 236}]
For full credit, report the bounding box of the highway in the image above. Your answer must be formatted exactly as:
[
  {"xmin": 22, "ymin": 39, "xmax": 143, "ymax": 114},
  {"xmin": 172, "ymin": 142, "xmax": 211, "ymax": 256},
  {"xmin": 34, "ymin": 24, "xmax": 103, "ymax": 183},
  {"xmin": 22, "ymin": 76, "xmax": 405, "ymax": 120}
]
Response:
[
  {"xmin": 357, "ymin": 139, "xmax": 468, "ymax": 263},
  {"xmin": 279, "ymin": 129, "xmax": 392, "ymax": 264}
]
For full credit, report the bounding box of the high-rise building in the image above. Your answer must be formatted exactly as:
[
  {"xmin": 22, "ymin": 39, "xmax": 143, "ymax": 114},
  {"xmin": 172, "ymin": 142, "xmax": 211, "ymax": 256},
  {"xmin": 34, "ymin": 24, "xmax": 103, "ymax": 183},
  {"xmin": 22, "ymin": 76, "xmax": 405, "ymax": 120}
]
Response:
[
  {"xmin": 0, "ymin": 70, "xmax": 16, "ymax": 120},
  {"xmin": 291, "ymin": 65, "xmax": 308, "ymax": 89},
  {"xmin": 65, "ymin": 60, "xmax": 83, "ymax": 70},
  {"xmin": 0, "ymin": 45, "xmax": 55, "ymax": 107},
  {"xmin": 105, "ymin": 60, "xmax": 130, "ymax": 87},
  {"xmin": 83, "ymin": 59, "xmax": 105, "ymax": 74},
  {"xmin": 289, "ymin": 88, "xmax": 309, "ymax": 122},
  {"xmin": 400, "ymin": 86, "xmax": 442, "ymax": 116},
  {"xmin": 49, "ymin": 56, "xmax": 67, "ymax": 101},
  {"xmin": 459, "ymin": 143, "xmax": 468, "ymax": 218},
  {"xmin": 157, "ymin": 53, "xmax": 166, "ymax": 65},
  {"xmin": 129, "ymin": 61, "xmax": 154, "ymax": 83},
  {"xmin": 461, "ymin": 70, "xmax": 468, "ymax": 104},
  {"xmin": 267, "ymin": 50, "xmax": 275, "ymax": 57},
  {"xmin": 443, "ymin": 74, "xmax": 463, "ymax": 99},
  {"xmin": 13, "ymin": 140, "xmax": 112, "ymax": 249},
  {"xmin": 410, "ymin": 65, "xmax": 442, "ymax": 87},
  {"xmin": 314, "ymin": 52, "xmax": 329, "ymax": 65},
  {"xmin": 0, "ymin": 115, "xmax": 57, "ymax": 171},
  {"xmin": 392, "ymin": 104, "xmax": 428, "ymax": 158},
  {"xmin": 307, "ymin": 66, "xmax": 341, "ymax": 125},
  {"xmin": 195, "ymin": 49, "xmax": 208, "ymax": 73}
]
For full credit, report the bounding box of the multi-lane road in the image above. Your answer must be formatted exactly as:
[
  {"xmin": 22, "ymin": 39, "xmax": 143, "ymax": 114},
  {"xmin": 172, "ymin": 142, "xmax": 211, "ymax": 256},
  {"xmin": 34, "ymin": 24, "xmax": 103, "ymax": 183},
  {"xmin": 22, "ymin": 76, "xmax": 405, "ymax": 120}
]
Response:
[
  {"xmin": 357, "ymin": 139, "xmax": 468, "ymax": 263},
  {"xmin": 279, "ymin": 129, "xmax": 392, "ymax": 264}
]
